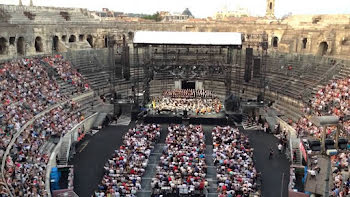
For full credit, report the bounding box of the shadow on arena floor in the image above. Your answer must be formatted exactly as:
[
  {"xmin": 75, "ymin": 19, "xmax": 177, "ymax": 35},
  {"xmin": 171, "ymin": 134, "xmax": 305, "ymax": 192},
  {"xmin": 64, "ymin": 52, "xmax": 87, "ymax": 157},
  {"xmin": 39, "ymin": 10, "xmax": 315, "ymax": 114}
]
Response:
[
  {"xmin": 71, "ymin": 124, "xmax": 133, "ymax": 197},
  {"xmin": 241, "ymin": 128, "xmax": 290, "ymax": 197}
]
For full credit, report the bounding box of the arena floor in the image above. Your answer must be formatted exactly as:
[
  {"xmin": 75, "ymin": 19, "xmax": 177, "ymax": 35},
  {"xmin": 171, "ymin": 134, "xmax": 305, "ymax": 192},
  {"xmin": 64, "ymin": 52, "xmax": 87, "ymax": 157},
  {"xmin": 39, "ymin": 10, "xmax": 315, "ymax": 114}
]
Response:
[{"xmin": 72, "ymin": 123, "xmax": 290, "ymax": 197}]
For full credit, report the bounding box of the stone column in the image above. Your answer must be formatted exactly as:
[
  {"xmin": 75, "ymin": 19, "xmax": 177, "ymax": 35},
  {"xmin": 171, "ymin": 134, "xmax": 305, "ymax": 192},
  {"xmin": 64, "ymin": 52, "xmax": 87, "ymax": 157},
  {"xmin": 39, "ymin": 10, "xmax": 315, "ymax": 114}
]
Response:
[
  {"xmin": 321, "ymin": 126, "xmax": 326, "ymax": 154},
  {"xmin": 335, "ymin": 124, "xmax": 340, "ymax": 150}
]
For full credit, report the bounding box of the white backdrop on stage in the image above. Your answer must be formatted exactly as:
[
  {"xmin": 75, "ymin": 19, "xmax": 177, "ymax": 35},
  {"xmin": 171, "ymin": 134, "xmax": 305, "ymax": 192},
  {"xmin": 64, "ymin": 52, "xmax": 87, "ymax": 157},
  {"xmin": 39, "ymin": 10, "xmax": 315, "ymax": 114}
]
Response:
[
  {"xmin": 195, "ymin": 81, "xmax": 203, "ymax": 90},
  {"xmin": 175, "ymin": 80, "xmax": 181, "ymax": 89}
]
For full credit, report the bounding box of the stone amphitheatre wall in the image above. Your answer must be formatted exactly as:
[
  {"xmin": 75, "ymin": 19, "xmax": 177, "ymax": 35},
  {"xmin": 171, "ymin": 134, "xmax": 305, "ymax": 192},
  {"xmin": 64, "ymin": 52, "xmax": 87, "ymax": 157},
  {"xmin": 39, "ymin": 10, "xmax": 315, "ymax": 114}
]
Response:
[{"xmin": 0, "ymin": 4, "xmax": 349, "ymax": 60}]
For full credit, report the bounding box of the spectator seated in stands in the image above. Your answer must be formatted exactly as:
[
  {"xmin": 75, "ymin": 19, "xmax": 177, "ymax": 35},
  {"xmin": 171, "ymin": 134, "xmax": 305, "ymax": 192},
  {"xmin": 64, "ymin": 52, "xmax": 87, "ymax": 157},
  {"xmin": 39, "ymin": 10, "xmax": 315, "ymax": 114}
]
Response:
[
  {"xmin": 330, "ymin": 152, "xmax": 350, "ymax": 196},
  {"xmin": 152, "ymin": 124, "xmax": 207, "ymax": 196},
  {"xmin": 94, "ymin": 124, "xmax": 161, "ymax": 197},
  {"xmin": 43, "ymin": 54, "xmax": 89, "ymax": 92},
  {"xmin": 212, "ymin": 126, "xmax": 258, "ymax": 197},
  {"xmin": 4, "ymin": 100, "xmax": 85, "ymax": 196},
  {"xmin": 0, "ymin": 56, "xmax": 89, "ymax": 196},
  {"xmin": 293, "ymin": 77, "xmax": 350, "ymax": 139},
  {"xmin": 286, "ymin": 77, "xmax": 350, "ymax": 196}
]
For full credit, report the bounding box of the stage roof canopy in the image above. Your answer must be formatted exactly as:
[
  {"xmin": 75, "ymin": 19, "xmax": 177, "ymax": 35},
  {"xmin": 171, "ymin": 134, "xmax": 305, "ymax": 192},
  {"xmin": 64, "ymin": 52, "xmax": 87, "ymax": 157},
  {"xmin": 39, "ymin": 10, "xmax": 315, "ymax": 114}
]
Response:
[{"xmin": 133, "ymin": 31, "xmax": 242, "ymax": 46}]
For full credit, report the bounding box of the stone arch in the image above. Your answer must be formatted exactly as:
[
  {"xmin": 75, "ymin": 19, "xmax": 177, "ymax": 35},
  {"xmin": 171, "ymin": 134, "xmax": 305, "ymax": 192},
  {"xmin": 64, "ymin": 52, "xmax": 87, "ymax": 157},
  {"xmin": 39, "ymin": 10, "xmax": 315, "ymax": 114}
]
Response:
[
  {"xmin": 122, "ymin": 34, "xmax": 126, "ymax": 45},
  {"xmin": 62, "ymin": 35, "xmax": 67, "ymax": 42},
  {"xmin": 318, "ymin": 41, "xmax": 328, "ymax": 56},
  {"xmin": 104, "ymin": 36, "xmax": 108, "ymax": 48},
  {"xmin": 69, "ymin": 35, "xmax": 76, "ymax": 43},
  {"xmin": 128, "ymin": 32, "xmax": 134, "ymax": 40},
  {"xmin": 0, "ymin": 37, "xmax": 7, "ymax": 55},
  {"xmin": 272, "ymin": 36, "xmax": 278, "ymax": 48},
  {"xmin": 17, "ymin": 37, "xmax": 24, "ymax": 55},
  {"xmin": 269, "ymin": 2, "xmax": 272, "ymax": 9},
  {"xmin": 53, "ymin": 36, "xmax": 59, "ymax": 52},
  {"xmin": 79, "ymin": 34, "xmax": 84, "ymax": 41},
  {"xmin": 34, "ymin": 36, "xmax": 43, "ymax": 52},
  {"xmin": 87, "ymin": 35, "xmax": 93, "ymax": 47},
  {"xmin": 302, "ymin": 38, "xmax": 307, "ymax": 49}
]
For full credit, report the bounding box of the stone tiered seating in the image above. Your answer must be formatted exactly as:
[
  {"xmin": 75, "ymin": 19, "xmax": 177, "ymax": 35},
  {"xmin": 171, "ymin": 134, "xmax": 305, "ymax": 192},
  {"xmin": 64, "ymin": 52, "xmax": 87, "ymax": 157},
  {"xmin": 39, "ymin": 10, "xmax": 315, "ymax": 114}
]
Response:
[
  {"xmin": 83, "ymin": 71, "xmax": 110, "ymax": 90},
  {"xmin": 65, "ymin": 52, "xmax": 111, "ymax": 92},
  {"xmin": 30, "ymin": 10, "xmax": 67, "ymax": 24},
  {"xmin": 149, "ymin": 79, "xmax": 175, "ymax": 97},
  {"xmin": 7, "ymin": 11, "xmax": 31, "ymax": 24},
  {"xmin": 55, "ymin": 77, "xmax": 78, "ymax": 96},
  {"xmin": 0, "ymin": 4, "xmax": 98, "ymax": 25}
]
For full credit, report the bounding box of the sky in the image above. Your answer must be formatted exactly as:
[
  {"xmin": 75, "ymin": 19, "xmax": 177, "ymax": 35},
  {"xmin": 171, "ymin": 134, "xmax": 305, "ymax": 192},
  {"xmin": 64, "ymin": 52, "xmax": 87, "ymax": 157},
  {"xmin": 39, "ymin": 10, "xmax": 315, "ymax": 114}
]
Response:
[{"xmin": 0, "ymin": 0, "xmax": 349, "ymax": 18}]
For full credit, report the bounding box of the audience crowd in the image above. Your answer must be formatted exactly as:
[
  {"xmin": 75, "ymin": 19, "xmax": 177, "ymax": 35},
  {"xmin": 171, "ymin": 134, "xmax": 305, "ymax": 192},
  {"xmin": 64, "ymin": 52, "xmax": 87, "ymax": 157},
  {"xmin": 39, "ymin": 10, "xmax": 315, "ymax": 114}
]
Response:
[
  {"xmin": 4, "ymin": 100, "xmax": 84, "ymax": 196},
  {"xmin": 212, "ymin": 126, "xmax": 258, "ymax": 197},
  {"xmin": 288, "ymin": 77, "xmax": 350, "ymax": 197},
  {"xmin": 0, "ymin": 56, "xmax": 89, "ymax": 196},
  {"xmin": 330, "ymin": 153, "xmax": 350, "ymax": 196},
  {"xmin": 292, "ymin": 77, "xmax": 350, "ymax": 138},
  {"xmin": 94, "ymin": 124, "xmax": 161, "ymax": 197},
  {"xmin": 153, "ymin": 97, "xmax": 222, "ymax": 115},
  {"xmin": 163, "ymin": 89, "xmax": 214, "ymax": 99},
  {"xmin": 152, "ymin": 124, "xmax": 207, "ymax": 196},
  {"xmin": 43, "ymin": 55, "xmax": 89, "ymax": 93}
]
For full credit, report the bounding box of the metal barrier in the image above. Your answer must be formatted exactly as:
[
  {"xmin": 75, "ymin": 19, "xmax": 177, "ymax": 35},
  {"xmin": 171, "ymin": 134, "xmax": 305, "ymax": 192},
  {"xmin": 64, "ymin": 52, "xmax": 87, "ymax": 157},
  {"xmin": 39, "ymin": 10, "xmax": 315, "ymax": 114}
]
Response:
[{"xmin": 45, "ymin": 112, "xmax": 98, "ymax": 197}]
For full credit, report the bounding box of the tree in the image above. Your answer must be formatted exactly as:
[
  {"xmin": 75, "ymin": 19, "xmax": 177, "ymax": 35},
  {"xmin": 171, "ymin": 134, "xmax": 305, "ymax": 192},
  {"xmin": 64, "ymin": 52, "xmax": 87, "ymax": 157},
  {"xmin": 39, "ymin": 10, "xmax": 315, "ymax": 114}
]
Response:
[{"xmin": 141, "ymin": 12, "xmax": 163, "ymax": 22}]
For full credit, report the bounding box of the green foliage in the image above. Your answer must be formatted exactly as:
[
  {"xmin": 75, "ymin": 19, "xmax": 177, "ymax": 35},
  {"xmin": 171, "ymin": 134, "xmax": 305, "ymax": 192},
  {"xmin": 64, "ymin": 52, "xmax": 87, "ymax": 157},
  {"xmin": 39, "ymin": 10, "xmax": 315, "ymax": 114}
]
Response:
[{"xmin": 141, "ymin": 12, "xmax": 163, "ymax": 22}]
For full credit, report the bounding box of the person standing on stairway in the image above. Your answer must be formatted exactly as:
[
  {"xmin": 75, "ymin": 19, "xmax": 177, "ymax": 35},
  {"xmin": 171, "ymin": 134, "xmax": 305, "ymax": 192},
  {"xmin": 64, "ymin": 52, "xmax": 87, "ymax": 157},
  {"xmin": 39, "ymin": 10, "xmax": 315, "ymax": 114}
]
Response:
[
  {"xmin": 278, "ymin": 143, "xmax": 283, "ymax": 154},
  {"xmin": 269, "ymin": 147, "xmax": 274, "ymax": 160}
]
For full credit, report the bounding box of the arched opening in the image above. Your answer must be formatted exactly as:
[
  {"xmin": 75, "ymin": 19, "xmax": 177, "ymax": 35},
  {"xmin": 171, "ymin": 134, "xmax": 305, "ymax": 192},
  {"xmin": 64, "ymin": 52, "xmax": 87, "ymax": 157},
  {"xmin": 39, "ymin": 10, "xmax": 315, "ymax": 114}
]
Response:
[
  {"xmin": 269, "ymin": 2, "xmax": 272, "ymax": 10},
  {"xmin": 69, "ymin": 35, "xmax": 76, "ymax": 43},
  {"xmin": 62, "ymin": 35, "xmax": 67, "ymax": 42},
  {"xmin": 9, "ymin": 37, "xmax": 15, "ymax": 45},
  {"xmin": 272, "ymin": 36, "xmax": 278, "ymax": 48},
  {"xmin": 87, "ymin": 35, "xmax": 93, "ymax": 47},
  {"xmin": 122, "ymin": 34, "xmax": 126, "ymax": 45},
  {"xmin": 0, "ymin": 37, "xmax": 8, "ymax": 55},
  {"xmin": 128, "ymin": 32, "xmax": 134, "ymax": 40},
  {"xmin": 79, "ymin": 34, "xmax": 84, "ymax": 41},
  {"xmin": 104, "ymin": 36, "xmax": 108, "ymax": 48},
  {"xmin": 17, "ymin": 37, "xmax": 24, "ymax": 55},
  {"xmin": 302, "ymin": 38, "xmax": 307, "ymax": 49},
  {"xmin": 53, "ymin": 36, "xmax": 59, "ymax": 52},
  {"xmin": 318, "ymin": 42, "xmax": 328, "ymax": 56},
  {"xmin": 35, "ymin": 36, "xmax": 43, "ymax": 52}
]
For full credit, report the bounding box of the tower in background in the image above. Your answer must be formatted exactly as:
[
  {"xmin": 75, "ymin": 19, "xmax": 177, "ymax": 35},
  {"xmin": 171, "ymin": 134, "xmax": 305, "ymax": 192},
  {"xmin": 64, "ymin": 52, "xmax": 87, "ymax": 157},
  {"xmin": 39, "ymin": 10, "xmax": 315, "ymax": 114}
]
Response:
[{"xmin": 266, "ymin": 0, "xmax": 275, "ymax": 18}]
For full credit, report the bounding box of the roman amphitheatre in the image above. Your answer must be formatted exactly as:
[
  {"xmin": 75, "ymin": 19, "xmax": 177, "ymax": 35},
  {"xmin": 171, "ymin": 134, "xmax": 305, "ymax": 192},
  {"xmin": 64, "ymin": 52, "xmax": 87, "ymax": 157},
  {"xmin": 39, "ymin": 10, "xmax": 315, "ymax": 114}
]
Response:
[{"xmin": 0, "ymin": 0, "xmax": 349, "ymax": 197}]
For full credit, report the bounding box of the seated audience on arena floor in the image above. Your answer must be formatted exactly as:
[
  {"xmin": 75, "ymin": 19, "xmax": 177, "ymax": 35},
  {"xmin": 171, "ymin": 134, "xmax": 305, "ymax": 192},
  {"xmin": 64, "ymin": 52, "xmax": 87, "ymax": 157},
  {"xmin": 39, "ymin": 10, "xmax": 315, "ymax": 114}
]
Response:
[
  {"xmin": 152, "ymin": 124, "xmax": 207, "ymax": 196},
  {"xmin": 212, "ymin": 126, "xmax": 258, "ymax": 197},
  {"xmin": 94, "ymin": 124, "xmax": 160, "ymax": 197}
]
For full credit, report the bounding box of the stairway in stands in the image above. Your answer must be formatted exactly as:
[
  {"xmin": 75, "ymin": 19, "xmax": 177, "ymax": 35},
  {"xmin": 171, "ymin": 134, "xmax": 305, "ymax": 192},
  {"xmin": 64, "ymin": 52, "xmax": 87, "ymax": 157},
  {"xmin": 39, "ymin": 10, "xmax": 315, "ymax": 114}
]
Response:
[
  {"xmin": 242, "ymin": 114, "xmax": 260, "ymax": 130},
  {"xmin": 55, "ymin": 74, "xmax": 78, "ymax": 96},
  {"xmin": 291, "ymin": 138, "xmax": 302, "ymax": 166},
  {"xmin": 40, "ymin": 61, "xmax": 78, "ymax": 96},
  {"xmin": 57, "ymin": 136, "xmax": 71, "ymax": 165},
  {"xmin": 116, "ymin": 115, "xmax": 131, "ymax": 126},
  {"xmin": 205, "ymin": 145, "xmax": 218, "ymax": 197},
  {"xmin": 137, "ymin": 143, "xmax": 165, "ymax": 197},
  {"xmin": 39, "ymin": 141, "xmax": 56, "ymax": 156}
]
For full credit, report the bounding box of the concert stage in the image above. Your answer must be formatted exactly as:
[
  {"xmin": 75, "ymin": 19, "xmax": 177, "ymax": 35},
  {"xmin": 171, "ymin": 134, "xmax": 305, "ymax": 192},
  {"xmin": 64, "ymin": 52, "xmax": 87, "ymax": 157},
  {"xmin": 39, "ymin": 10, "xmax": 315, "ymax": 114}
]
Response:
[{"xmin": 143, "ymin": 110, "xmax": 242, "ymax": 125}]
